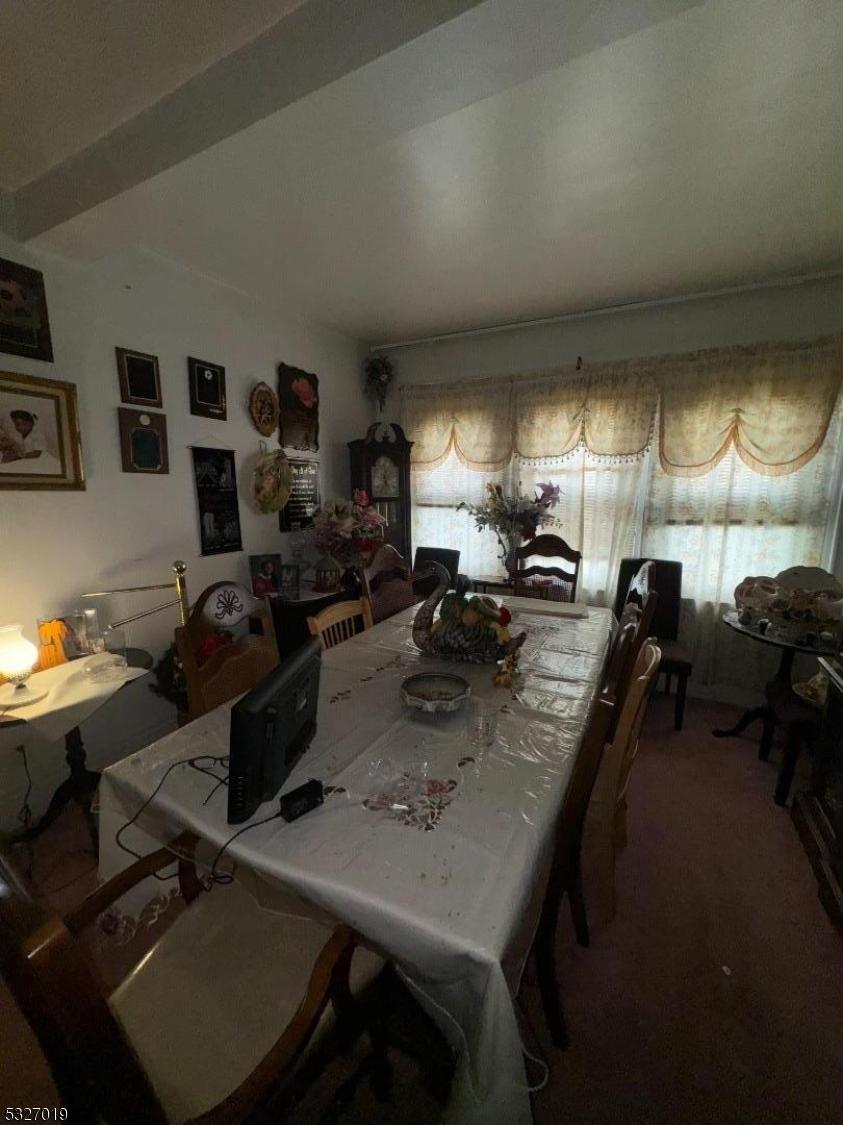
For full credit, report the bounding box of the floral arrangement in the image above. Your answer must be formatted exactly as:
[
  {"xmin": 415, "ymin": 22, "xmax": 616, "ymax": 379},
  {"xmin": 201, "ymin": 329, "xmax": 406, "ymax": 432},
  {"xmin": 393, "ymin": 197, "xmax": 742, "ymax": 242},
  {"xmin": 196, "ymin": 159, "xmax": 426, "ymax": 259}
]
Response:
[
  {"xmin": 312, "ymin": 489, "xmax": 387, "ymax": 566},
  {"xmin": 363, "ymin": 355, "xmax": 395, "ymax": 412},
  {"xmin": 458, "ymin": 482, "xmax": 561, "ymax": 567}
]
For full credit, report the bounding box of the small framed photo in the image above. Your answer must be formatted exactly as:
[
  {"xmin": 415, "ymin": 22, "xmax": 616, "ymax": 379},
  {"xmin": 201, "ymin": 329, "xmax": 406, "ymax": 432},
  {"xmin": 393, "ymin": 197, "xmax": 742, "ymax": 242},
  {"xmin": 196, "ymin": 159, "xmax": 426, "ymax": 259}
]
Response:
[
  {"xmin": 0, "ymin": 370, "xmax": 84, "ymax": 490},
  {"xmin": 188, "ymin": 356, "xmax": 226, "ymax": 420},
  {"xmin": 118, "ymin": 407, "xmax": 169, "ymax": 474},
  {"xmin": 116, "ymin": 347, "xmax": 162, "ymax": 407},
  {"xmin": 0, "ymin": 256, "xmax": 53, "ymax": 362},
  {"xmin": 250, "ymin": 553, "xmax": 283, "ymax": 597},
  {"xmin": 278, "ymin": 563, "xmax": 301, "ymax": 599}
]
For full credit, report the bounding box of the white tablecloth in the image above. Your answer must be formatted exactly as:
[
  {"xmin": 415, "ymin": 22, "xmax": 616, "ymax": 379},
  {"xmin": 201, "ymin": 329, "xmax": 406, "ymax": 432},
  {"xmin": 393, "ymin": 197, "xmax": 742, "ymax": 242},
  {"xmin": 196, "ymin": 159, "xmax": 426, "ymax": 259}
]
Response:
[
  {"xmin": 0, "ymin": 660, "xmax": 147, "ymax": 742},
  {"xmin": 99, "ymin": 600, "xmax": 613, "ymax": 1124}
]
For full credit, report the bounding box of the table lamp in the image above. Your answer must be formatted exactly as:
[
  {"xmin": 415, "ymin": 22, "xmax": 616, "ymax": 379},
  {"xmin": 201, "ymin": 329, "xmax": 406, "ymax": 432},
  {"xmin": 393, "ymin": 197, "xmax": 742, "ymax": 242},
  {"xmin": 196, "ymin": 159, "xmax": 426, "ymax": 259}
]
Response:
[{"xmin": 0, "ymin": 624, "xmax": 47, "ymax": 707}]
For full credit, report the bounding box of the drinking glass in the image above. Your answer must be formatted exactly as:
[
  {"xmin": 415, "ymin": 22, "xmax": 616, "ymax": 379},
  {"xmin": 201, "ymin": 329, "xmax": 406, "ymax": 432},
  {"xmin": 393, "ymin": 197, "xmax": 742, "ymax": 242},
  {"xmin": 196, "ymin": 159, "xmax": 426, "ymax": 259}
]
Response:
[
  {"xmin": 103, "ymin": 626, "xmax": 128, "ymax": 668},
  {"xmin": 468, "ymin": 698, "xmax": 498, "ymax": 746}
]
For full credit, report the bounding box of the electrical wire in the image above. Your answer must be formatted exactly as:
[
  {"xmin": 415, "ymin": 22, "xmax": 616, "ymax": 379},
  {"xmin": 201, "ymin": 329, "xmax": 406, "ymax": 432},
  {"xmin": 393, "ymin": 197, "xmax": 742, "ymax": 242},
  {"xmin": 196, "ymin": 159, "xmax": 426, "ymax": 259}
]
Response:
[
  {"xmin": 16, "ymin": 745, "xmax": 33, "ymax": 830},
  {"xmin": 114, "ymin": 753, "xmax": 282, "ymax": 888}
]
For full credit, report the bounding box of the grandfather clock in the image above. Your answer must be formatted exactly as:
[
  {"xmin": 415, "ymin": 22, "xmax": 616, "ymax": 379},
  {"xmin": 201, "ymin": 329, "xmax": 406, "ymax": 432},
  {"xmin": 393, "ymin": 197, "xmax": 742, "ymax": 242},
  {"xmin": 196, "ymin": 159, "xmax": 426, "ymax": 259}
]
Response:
[{"xmin": 348, "ymin": 423, "xmax": 413, "ymax": 561}]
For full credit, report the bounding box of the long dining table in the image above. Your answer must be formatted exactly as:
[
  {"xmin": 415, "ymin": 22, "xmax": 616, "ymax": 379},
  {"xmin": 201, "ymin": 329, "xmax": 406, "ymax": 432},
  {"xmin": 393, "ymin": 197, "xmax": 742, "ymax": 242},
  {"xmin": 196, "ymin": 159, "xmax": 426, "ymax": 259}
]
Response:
[{"xmin": 99, "ymin": 598, "xmax": 614, "ymax": 1124}]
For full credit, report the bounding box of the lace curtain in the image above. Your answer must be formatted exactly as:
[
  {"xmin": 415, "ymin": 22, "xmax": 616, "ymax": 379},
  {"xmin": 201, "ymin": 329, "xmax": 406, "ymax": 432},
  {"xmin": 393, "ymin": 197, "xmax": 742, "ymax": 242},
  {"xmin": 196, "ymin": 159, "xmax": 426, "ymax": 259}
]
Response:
[
  {"xmin": 402, "ymin": 334, "xmax": 843, "ymax": 473},
  {"xmin": 403, "ymin": 333, "xmax": 843, "ymax": 698}
]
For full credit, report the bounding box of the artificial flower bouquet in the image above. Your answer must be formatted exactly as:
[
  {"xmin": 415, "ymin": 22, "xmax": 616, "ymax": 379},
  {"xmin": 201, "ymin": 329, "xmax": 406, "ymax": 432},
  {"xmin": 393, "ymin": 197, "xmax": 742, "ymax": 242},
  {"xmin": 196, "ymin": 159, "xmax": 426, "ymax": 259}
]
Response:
[
  {"xmin": 312, "ymin": 489, "xmax": 387, "ymax": 566},
  {"xmin": 458, "ymin": 482, "xmax": 561, "ymax": 566}
]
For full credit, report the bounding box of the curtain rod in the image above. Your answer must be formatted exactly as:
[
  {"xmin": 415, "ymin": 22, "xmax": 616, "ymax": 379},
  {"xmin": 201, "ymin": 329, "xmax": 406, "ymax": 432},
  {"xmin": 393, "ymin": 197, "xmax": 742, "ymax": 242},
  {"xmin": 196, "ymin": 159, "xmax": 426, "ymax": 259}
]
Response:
[{"xmin": 369, "ymin": 268, "xmax": 843, "ymax": 353}]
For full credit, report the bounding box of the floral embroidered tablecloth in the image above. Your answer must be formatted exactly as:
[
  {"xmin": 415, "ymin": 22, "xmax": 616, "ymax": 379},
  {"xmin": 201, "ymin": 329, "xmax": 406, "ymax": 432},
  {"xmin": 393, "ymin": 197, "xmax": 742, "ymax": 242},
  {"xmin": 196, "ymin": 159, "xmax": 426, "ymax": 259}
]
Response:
[{"xmin": 99, "ymin": 599, "xmax": 613, "ymax": 1125}]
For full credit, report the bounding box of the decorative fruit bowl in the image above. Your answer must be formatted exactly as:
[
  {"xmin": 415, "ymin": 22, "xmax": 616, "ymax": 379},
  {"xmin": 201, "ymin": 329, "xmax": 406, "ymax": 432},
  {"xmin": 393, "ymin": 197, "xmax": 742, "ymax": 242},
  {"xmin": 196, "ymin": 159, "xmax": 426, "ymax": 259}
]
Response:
[{"xmin": 401, "ymin": 673, "xmax": 471, "ymax": 713}]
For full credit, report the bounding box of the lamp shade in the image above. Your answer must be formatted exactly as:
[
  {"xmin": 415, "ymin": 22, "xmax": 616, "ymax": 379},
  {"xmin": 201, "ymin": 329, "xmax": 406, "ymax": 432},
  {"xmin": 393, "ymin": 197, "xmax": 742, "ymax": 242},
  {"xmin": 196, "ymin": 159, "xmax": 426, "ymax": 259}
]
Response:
[{"xmin": 0, "ymin": 624, "xmax": 38, "ymax": 680}]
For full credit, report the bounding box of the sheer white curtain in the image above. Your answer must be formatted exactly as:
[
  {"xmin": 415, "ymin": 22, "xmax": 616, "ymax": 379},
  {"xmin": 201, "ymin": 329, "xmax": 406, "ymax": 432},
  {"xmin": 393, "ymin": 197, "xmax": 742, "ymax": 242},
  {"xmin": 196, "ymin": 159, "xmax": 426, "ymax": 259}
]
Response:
[
  {"xmin": 405, "ymin": 334, "xmax": 843, "ymax": 699},
  {"xmin": 412, "ymin": 446, "xmax": 648, "ymax": 605},
  {"xmin": 641, "ymin": 401, "xmax": 843, "ymax": 693}
]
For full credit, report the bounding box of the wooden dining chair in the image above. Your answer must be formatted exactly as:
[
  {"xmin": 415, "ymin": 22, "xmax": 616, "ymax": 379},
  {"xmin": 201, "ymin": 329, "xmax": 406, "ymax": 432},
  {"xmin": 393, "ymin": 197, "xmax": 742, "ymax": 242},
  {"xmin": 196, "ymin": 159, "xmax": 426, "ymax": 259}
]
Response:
[
  {"xmin": 513, "ymin": 533, "xmax": 582, "ymax": 602},
  {"xmin": 584, "ymin": 640, "xmax": 662, "ymax": 925},
  {"xmin": 530, "ymin": 686, "xmax": 616, "ymax": 1050},
  {"xmin": 413, "ymin": 546, "xmax": 460, "ymax": 598},
  {"xmin": 363, "ymin": 543, "xmax": 417, "ymax": 624},
  {"xmin": 175, "ymin": 581, "xmax": 279, "ymax": 721},
  {"xmin": 307, "ymin": 598, "xmax": 374, "ymax": 650},
  {"xmin": 615, "ymin": 557, "xmax": 692, "ymax": 730},
  {"xmin": 0, "ymin": 833, "xmax": 389, "ymax": 1124}
]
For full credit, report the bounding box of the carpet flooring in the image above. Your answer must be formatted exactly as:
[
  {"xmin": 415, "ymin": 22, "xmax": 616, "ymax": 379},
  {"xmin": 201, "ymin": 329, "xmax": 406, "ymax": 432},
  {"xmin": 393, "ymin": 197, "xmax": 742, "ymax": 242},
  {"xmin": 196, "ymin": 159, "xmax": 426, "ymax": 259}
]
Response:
[{"xmin": 1, "ymin": 694, "xmax": 841, "ymax": 1123}]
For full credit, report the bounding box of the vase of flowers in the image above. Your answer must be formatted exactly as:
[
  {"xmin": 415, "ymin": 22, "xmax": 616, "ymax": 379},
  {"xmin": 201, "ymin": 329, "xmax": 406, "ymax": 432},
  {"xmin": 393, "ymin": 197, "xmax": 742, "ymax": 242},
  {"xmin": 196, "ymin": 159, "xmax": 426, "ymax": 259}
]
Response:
[
  {"xmin": 312, "ymin": 490, "xmax": 387, "ymax": 581},
  {"xmin": 458, "ymin": 482, "xmax": 562, "ymax": 575}
]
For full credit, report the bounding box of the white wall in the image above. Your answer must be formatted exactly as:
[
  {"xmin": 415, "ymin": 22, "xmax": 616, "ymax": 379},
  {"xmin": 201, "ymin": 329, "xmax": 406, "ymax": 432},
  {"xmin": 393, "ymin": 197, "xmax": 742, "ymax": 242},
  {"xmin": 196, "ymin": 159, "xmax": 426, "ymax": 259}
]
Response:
[
  {"xmin": 0, "ymin": 232, "xmax": 370, "ymax": 829},
  {"xmin": 385, "ymin": 275, "xmax": 843, "ymax": 384}
]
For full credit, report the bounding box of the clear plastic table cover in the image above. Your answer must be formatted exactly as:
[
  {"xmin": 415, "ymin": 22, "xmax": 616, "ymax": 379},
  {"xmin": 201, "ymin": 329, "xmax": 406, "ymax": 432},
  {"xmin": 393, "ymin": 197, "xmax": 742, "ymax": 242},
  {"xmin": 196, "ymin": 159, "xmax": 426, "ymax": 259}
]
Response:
[{"xmin": 98, "ymin": 603, "xmax": 613, "ymax": 1125}]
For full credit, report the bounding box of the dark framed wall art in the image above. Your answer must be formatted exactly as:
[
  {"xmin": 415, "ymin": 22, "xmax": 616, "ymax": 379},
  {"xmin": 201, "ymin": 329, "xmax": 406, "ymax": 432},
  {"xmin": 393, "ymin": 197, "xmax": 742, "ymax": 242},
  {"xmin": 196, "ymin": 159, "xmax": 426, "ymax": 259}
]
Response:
[
  {"xmin": 191, "ymin": 446, "xmax": 242, "ymax": 555},
  {"xmin": 278, "ymin": 362, "xmax": 319, "ymax": 451},
  {"xmin": 0, "ymin": 370, "xmax": 84, "ymax": 490},
  {"xmin": 118, "ymin": 408, "xmax": 170, "ymax": 474},
  {"xmin": 0, "ymin": 257, "xmax": 54, "ymax": 362},
  {"xmin": 188, "ymin": 356, "xmax": 227, "ymax": 420},
  {"xmin": 116, "ymin": 347, "xmax": 162, "ymax": 407}
]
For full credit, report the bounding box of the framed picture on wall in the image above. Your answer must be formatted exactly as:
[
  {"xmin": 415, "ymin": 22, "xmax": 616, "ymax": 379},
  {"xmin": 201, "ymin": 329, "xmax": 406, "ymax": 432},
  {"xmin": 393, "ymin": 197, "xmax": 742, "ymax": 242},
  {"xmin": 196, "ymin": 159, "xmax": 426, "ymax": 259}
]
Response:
[
  {"xmin": 249, "ymin": 553, "xmax": 282, "ymax": 597},
  {"xmin": 278, "ymin": 362, "xmax": 318, "ymax": 451},
  {"xmin": 192, "ymin": 446, "xmax": 242, "ymax": 555},
  {"xmin": 116, "ymin": 347, "xmax": 162, "ymax": 407},
  {"xmin": 0, "ymin": 370, "xmax": 84, "ymax": 490},
  {"xmin": 0, "ymin": 257, "xmax": 53, "ymax": 362},
  {"xmin": 118, "ymin": 407, "xmax": 169, "ymax": 474},
  {"xmin": 188, "ymin": 356, "xmax": 227, "ymax": 420}
]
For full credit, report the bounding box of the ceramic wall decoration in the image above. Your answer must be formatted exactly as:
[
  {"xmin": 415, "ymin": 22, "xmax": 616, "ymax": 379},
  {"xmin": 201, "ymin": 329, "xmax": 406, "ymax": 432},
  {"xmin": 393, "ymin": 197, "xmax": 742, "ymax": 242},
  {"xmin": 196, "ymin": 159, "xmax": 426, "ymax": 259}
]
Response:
[
  {"xmin": 251, "ymin": 448, "xmax": 292, "ymax": 513},
  {"xmin": 248, "ymin": 381, "xmax": 279, "ymax": 436}
]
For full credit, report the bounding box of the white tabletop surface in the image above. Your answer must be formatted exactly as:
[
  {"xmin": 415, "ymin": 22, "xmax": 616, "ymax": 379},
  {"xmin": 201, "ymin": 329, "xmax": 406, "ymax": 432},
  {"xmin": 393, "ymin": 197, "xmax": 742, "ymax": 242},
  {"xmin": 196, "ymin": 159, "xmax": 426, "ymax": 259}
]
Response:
[
  {"xmin": 99, "ymin": 599, "xmax": 612, "ymax": 1125},
  {"xmin": 0, "ymin": 659, "xmax": 147, "ymax": 743}
]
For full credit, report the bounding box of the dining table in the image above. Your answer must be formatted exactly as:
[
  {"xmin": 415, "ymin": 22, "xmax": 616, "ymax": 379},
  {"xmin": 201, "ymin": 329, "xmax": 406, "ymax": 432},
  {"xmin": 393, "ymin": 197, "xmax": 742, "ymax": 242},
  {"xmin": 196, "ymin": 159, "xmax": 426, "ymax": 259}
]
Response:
[{"xmin": 98, "ymin": 597, "xmax": 613, "ymax": 1125}]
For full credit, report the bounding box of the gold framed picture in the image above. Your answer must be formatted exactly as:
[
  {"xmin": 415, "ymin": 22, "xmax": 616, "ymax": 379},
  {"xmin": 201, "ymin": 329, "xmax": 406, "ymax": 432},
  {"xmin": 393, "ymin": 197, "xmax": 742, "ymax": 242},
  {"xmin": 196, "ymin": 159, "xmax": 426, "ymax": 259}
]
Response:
[{"xmin": 0, "ymin": 370, "xmax": 84, "ymax": 490}]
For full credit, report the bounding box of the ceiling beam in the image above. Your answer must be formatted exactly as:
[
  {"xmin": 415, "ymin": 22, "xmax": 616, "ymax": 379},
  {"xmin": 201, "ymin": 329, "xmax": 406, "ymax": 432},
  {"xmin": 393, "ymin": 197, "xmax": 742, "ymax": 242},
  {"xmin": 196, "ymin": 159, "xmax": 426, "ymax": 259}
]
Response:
[{"xmin": 12, "ymin": 0, "xmax": 487, "ymax": 242}]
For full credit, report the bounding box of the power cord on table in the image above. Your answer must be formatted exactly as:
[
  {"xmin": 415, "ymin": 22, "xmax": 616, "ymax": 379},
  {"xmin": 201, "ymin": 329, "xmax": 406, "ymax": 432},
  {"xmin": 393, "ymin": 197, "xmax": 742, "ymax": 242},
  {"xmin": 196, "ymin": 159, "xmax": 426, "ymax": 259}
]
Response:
[{"xmin": 115, "ymin": 753, "xmax": 285, "ymax": 888}]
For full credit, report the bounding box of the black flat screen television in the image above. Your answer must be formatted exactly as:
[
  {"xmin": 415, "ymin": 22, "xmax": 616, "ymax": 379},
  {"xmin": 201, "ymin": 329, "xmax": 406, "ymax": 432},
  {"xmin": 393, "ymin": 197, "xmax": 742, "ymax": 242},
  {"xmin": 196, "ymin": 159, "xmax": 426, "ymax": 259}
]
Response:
[{"xmin": 227, "ymin": 637, "xmax": 322, "ymax": 824}]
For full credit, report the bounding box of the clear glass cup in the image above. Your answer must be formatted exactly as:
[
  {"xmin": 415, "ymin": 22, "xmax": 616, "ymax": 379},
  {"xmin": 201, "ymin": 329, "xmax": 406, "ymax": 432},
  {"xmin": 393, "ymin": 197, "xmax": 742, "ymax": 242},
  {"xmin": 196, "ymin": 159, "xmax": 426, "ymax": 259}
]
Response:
[
  {"xmin": 468, "ymin": 698, "xmax": 498, "ymax": 747},
  {"xmin": 103, "ymin": 626, "xmax": 128, "ymax": 668}
]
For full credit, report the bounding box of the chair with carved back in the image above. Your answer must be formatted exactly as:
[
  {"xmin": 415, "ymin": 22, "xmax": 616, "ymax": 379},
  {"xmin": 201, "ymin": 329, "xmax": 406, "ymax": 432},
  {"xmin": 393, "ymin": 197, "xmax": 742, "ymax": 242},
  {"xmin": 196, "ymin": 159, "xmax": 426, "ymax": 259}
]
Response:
[
  {"xmin": 363, "ymin": 543, "xmax": 417, "ymax": 624},
  {"xmin": 528, "ymin": 684, "xmax": 617, "ymax": 1050},
  {"xmin": 307, "ymin": 598, "xmax": 374, "ymax": 651},
  {"xmin": 614, "ymin": 557, "xmax": 692, "ymax": 730},
  {"xmin": 0, "ymin": 833, "xmax": 390, "ymax": 1124},
  {"xmin": 610, "ymin": 562, "xmax": 658, "ymax": 728},
  {"xmin": 175, "ymin": 581, "xmax": 279, "ymax": 722},
  {"xmin": 583, "ymin": 639, "xmax": 662, "ymax": 925},
  {"xmin": 513, "ymin": 534, "xmax": 582, "ymax": 603}
]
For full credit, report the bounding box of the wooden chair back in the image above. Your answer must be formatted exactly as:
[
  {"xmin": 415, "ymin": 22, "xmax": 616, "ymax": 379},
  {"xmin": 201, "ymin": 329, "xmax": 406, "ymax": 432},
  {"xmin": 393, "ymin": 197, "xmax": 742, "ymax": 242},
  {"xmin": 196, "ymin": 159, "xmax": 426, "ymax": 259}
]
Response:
[
  {"xmin": 513, "ymin": 533, "xmax": 582, "ymax": 602},
  {"xmin": 584, "ymin": 641, "xmax": 661, "ymax": 923},
  {"xmin": 0, "ymin": 849, "xmax": 168, "ymax": 1124},
  {"xmin": 623, "ymin": 560, "xmax": 655, "ymax": 609},
  {"xmin": 614, "ymin": 557, "xmax": 683, "ymax": 640},
  {"xmin": 556, "ymin": 688, "xmax": 617, "ymax": 856},
  {"xmin": 175, "ymin": 581, "xmax": 279, "ymax": 721},
  {"xmin": 363, "ymin": 543, "xmax": 417, "ymax": 624},
  {"xmin": 307, "ymin": 598, "xmax": 373, "ymax": 650}
]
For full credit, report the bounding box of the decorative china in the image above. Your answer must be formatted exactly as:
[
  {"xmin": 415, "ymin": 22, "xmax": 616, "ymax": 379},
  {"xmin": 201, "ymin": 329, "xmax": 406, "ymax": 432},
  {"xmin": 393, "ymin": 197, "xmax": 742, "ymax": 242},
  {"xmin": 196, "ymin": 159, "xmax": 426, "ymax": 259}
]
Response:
[{"xmin": 401, "ymin": 673, "xmax": 471, "ymax": 713}]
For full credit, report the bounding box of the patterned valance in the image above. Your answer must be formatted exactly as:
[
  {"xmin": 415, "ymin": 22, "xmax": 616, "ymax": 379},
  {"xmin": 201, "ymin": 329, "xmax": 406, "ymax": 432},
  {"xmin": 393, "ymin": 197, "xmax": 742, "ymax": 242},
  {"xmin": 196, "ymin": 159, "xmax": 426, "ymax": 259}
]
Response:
[
  {"xmin": 651, "ymin": 335, "xmax": 843, "ymax": 476},
  {"xmin": 400, "ymin": 333, "xmax": 843, "ymax": 477}
]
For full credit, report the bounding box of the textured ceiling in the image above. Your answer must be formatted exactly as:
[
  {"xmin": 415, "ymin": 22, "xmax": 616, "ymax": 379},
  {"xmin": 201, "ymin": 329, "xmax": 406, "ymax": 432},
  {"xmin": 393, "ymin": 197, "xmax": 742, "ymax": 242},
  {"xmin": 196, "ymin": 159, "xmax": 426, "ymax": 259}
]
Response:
[
  {"xmin": 0, "ymin": 0, "xmax": 305, "ymax": 190},
  {"xmin": 33, "ymin": 0, "xmax": 843, "ymax": 343}
]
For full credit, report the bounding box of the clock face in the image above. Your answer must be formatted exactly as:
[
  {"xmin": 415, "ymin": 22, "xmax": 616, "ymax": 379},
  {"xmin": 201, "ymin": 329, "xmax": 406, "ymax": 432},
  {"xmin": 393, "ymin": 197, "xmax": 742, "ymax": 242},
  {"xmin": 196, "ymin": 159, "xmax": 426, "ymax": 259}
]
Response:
[{"xmin": 372, "ymin": 454, "xmax": 400, "ymax": 498}]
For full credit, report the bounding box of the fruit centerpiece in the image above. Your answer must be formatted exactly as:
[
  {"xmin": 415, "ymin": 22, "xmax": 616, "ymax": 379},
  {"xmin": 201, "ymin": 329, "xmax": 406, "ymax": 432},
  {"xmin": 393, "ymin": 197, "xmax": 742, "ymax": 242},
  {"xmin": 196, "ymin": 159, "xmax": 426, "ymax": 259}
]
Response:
[{"xmin": 413, "ymin": 563, "xmax": 526, "ymax": 663}]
